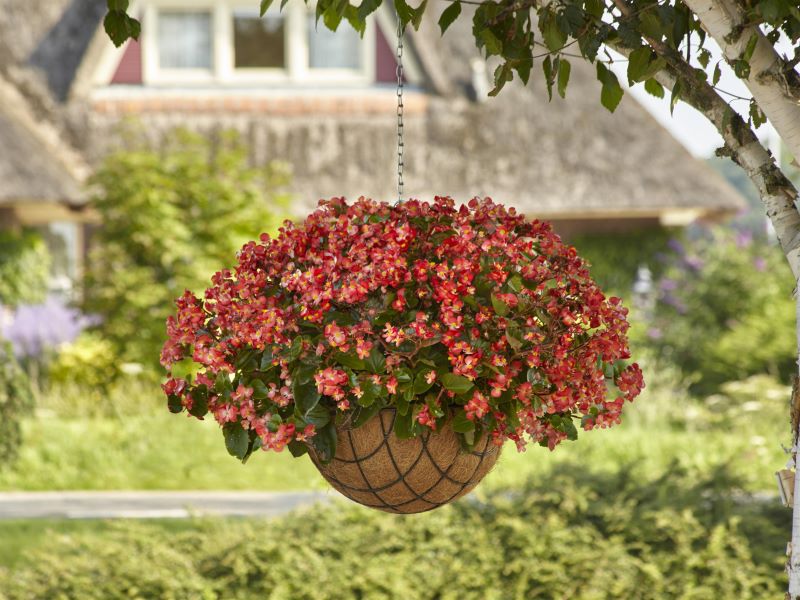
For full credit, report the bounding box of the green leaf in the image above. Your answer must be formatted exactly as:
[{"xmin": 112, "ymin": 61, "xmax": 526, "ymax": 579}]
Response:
[
  {"xmin": 365, "ymin": 347, "xmax": 386, "ymax": 374},
  {"xmin": 260, "ymin": 348, "xmax": 275, "ymax": 371},
  {"xmin": 334, "ymin": 351, "xmax": 366, "ymax": 371},
  {"xmin": 358, "ymin": 0, "xmax": 382, "ymax": 21},
  {"xmin": 357, "ymin": 380, "xmax": 379, "ymax": 407},
  {"xmin": 301, "ymin": 403, "xmax": 331, "ymax": 428},
  {"xmin": 286, "ymin": 336, "xmax": 303, "ymax": 361},
  {"xmin": 310, "ymin": 422, "xmax": 338, "ymax": 464},
  {"xmin": 742, "ymin": 32, "xmax": 758, "ymax": 62},
  {"xmin": 413, "ymin": 371, "xmax": 434, "ymax": 395},
  {"xmin": 712, "ymin": 62, "xmax": 722, "ymax": 86},
  {"xmin": 395, "ymin": 367, "xmax": 413, "ymax": 385},
  {"xmin": 394, "ymin": 0, "xmax": 414, "ymax": 30},
  {"xmin": 490, "ymin": 293, "xmax": 509, "ymax": 316},
  {"xmin": 215, "ymin": 371, "xmax": 233, "ymax": 396},
  {"xmin": 293, "ymin": 379, "xmax": 321, "ymax": 415},
  {"xmin": 451, "ymin": 409, "xmax": 476, "ymax": 433},
  {"xmin": 250, "ymin": 379, "xmax": 269, "ymax": 400},
  {"xmin": 393, "ymin": 410, "xmax": 416, "ymax": 439},
  {"xmin": 288, "ymin": 440, "xmax": 309, "ymax": 458},
  {"xmin": 260, "ymin": 0, "xmax": 275, "ymax": 16},
  {"xmin": 542, "ymin": 55, "xmax": 555, "ymax": 101},
  {"xmin": 563, "ymin": 417, "xmax": 578, "ymax": 441},
  {"xmin": 223, "ymin": 423, "xmax": 249, "ymax": 460},
  {"xmin": 167, "ymin": 394, "xmax": 183, "ymax": 414},
  {"xmin": 353, "ymin": 401, "xmax": 383, "ymax": 428},
  {"xmin": 106, "ymin": 0, "xmax": 128, "ymax": 10},
  {"xmin": 170, "ymin": 357, "xmax": 201, "ymax": 381},
  {"xmin": 411, "ymin": 0, "xmax": 427, "ymax": 30},
  {"xmin": 480, "ymin": 29, "xmax": 502, "ymax": 56},
  {"xmin": 324, "ymin": 310, "xmax": 356, "ymax": 326},
  {"xmin": 596, "ymin": 62, "xmax": 623, "ymax": 113},
  {"xmin": 344, "ymin": 4, "xmax": 366, "ymax": 36},
  {"xmin": 557, "ymin": 59, "xmax": 571, "ymax": 99},
  {"xmin": 669, "ymin": 78, "xmax": 682, "ymax": 115},
  {"xmin": 293, "ymin": 362, "xmax": 318, "ymax": 385},
  {"xmin": 441, "ymin": 373, "xmax": 474, "ymax": 394},
  {"xmin": 644, "ymin": 78, "xmax": 664, "ymax": 99},
  {"xmin": 104, "ymin": 9, "xmax": 140, "ymax": 47},
  {"xmin": 627, "ymin": 47, "xmax": 662, "ymax": 85},
  {"xmin": 438, "ymin": 0, "xmax": 461, "ymax": 34},
  {"xmin": 540, "ymin": 11, "xmax": 567, "ymax": 51}
]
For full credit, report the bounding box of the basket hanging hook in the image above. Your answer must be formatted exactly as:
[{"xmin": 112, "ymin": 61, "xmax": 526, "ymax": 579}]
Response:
[{"xmin": 395, "ymin": 18, "xmax": 404, "ymax": 205}]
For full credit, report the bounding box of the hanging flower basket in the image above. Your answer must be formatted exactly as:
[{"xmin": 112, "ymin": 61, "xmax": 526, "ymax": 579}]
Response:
[
  {"xmin": 161, "ymin": 197, "xmax": 644, "ymax": 512},
  {"xmin": 309, "ymin": 408, "xmax": 501, "ymax": 513}
]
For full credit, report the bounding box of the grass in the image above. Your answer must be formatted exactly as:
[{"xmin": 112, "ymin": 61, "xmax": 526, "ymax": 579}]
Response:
[{"xmin": 0, "ymin": 365, "xmax": 790, "ymax": 493}]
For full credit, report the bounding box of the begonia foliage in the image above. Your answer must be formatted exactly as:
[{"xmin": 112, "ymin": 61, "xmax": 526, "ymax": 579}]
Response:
[{"xmin": 161, "ymin": 197, "xmax": 643, "ymax": 463}]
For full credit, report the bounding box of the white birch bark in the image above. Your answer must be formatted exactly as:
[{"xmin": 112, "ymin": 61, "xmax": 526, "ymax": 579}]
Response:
[
  {"xmin": 684, "ymin": 0, "xmax": 800, "ymax": 164},
  {"xmin": 792, "ymin": 296, "xmax": 800, "ymax": 599}
]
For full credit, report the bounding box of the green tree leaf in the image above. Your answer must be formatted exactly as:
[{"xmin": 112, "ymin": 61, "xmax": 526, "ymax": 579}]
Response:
[
  {"xmin": 438, "ymin": 1, "xmax": 461, "ymax": 34},
  {"xmin": 596, "ymin": 62, "xmax": 623, "ymax": 113},
  {"xmin": 260, "ymin": 0, "xmax": 275, "ymax": 16},
  {"xmin": 557, "ymin": 59, "xmax": 571, "ymax": 99}
]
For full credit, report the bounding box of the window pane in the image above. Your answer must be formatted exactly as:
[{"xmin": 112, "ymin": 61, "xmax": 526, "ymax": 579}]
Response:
[
  {"xmin": 307, "ymin": 18, "xmax": 361, "ymax": 70},
  {"xmin": 234, "ymin": 10, "xmax": 285, "ymax": 68},
  {"xmin": 158, "ymin": 11, "xmax": 213, "ymax": 69}
]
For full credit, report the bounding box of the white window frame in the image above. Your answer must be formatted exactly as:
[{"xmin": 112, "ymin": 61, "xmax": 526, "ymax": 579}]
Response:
[{"xmin": 142, "ymin": 0, "xmax": 375, "ymax": 86}]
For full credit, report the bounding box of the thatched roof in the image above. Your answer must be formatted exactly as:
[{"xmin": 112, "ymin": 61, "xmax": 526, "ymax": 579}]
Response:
[
  {"xmin": 0, "ymin": 0, "xmax": 743, "ymax": 220},
  {"xmin": 0, "ymin": 80, "xmax": 84, "ymax": 207},
  {"xmin": 407, "ymin": 8, "xmax": 742, "ymax": 219}
]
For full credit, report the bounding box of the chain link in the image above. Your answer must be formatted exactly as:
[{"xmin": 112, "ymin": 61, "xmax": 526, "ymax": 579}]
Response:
[{"xmin": 395, "ymin": 19, "xmax": 404, "ymax": 205}]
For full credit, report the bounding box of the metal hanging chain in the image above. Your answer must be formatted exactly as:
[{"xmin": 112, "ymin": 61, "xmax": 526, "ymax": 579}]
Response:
[{"xmin": 396, "ymin": 18, "xmax": 404, "ymax": 205}]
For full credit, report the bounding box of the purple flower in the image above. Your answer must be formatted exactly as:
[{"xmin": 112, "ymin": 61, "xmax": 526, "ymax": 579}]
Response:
[
  {"xmin": 683, "ymin": 256, "xmax": 705, "ymax": 271},
  {"xmin": 735, "ymin": 230, "xmax": 753, "ymax": 248},
  {"xmin": 647, "ymin": 327, "xmax": 663, "ymax": 340},
  {"xmin": 0, "ymin": 297, "xmax": 98, "ymax": 357},
  {"xmin": 667, "ymin": 239, "xmax": 685, "ymax": 256},
  {"xmin": 753, "ymin": 257, "xmax": 767, "ymax": 272},
  {"xmin": 659, "ymin": 278, "xmax": 678, "ymax": 291}
]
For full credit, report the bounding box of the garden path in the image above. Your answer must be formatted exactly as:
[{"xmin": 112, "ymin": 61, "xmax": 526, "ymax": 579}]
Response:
[{"xmin": 0, "ymin": 490, "xmax": 331, "ymax": 519}]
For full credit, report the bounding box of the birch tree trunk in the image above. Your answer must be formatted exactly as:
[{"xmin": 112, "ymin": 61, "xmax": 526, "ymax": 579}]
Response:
[{"xmin": 792, "ymin": 297, "xmax": 800, "ymax": 598}]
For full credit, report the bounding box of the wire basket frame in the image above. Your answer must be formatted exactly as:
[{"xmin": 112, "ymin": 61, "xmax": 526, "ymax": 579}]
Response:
[{"xmin": 309, "ymin": 409, "xmax": 502, "ymax": 514}]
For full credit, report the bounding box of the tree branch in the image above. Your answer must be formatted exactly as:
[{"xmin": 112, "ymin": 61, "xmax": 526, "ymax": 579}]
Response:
[
  {"xmin": 603, "ymin": 32, "xmax": 800, "ymax": 280},
  {"xmin": 683, "ymin": 0, "xmax": 800, "ymax": 163}
]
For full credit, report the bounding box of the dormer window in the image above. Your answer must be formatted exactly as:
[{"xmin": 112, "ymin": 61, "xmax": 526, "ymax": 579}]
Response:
[
  {"xmin": 142, "ymin": 1, "xmax": 374, "ymax": 85},
  {"xmin": 157, "ymin": 11, "xmax": 213, "ymax": 70},
  {"xmin": 233, "ymin": 8, "xmax": 285, "ymax": 69}
]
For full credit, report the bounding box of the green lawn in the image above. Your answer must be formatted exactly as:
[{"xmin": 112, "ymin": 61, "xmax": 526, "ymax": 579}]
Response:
[{"xmin": 0, "ymin": 369, "xmax": 789, "ymax": 493}]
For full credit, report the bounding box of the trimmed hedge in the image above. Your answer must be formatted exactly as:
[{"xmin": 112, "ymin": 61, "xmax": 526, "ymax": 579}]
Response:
[{"xmin": 0, "ymin": 464, "xmax": 787, "ymax": 599}]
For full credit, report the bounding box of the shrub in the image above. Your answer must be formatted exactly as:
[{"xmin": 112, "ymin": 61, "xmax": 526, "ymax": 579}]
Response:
[
  {"xmin": 47, "ymin": 332, "xmax": 120, "ymax": 390},
  {"xmin": 0, "ymin": 465, "xmax": 786, "ymax": 599},
  {"xmin": 0, "ymin": 229, "xmax": 50, "ymax": 308},
  {"xmin": 161, "ymin": 197, "xmax": 643, "ymax": 464},
  {"xmin": 570, "ymin": 226, "xmax": 672, "ymax": 294},
  {"xmin": 83, "ymin": 129, "xmax": 289, "ymax": 370},
  {"xmin": 646, "ymin": 228, "xmax": 794, "ymax": 393},
  {"xmin": 0, "ymin": 341, "xmax": 33, "ymax": 466}
]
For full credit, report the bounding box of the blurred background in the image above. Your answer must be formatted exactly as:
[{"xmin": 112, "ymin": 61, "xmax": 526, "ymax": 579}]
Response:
[{"xmin": 0, "ymin": 1, "xmax": 798, "ymax": 598}]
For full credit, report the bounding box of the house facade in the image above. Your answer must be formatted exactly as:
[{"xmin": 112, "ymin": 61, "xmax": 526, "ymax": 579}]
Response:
[{"xmin": 0, "ymin": 0, "xmax": 744, "ymax": 288}]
